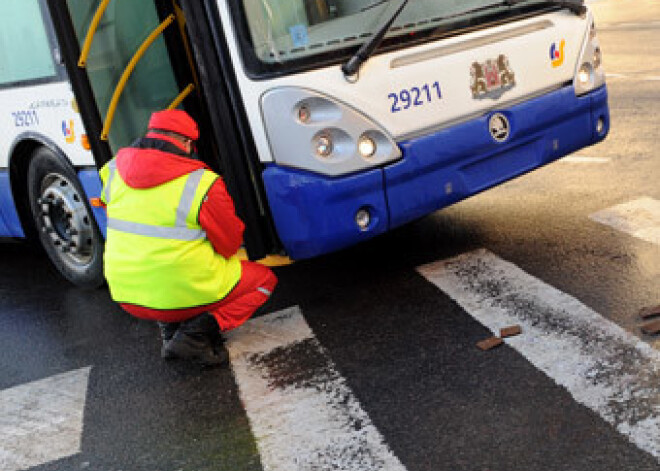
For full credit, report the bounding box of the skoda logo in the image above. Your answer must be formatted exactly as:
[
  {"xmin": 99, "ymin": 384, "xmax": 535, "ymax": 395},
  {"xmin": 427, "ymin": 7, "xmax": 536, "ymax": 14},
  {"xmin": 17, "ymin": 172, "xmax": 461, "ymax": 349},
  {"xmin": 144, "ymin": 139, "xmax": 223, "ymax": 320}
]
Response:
[{"xmin": 489, "ymin": 113, "xmax": 510, "ymax": 142}]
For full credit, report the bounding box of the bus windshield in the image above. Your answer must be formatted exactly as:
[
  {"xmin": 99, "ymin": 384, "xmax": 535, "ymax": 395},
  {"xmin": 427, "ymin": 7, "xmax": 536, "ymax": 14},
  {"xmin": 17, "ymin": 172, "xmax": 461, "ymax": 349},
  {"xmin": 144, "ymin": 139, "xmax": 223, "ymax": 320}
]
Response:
[{"xmin": 237, "ymin": 0, "xmax": 555, "ymax": 74}]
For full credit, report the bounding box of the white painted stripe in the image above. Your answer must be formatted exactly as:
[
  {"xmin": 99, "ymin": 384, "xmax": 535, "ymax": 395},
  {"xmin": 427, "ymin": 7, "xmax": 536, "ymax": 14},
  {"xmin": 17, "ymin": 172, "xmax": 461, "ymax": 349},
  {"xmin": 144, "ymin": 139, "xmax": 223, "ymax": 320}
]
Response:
[
  {"xmin": 417, "ymin": 250, "xmax": 660, "ymax": 460},
  {"xmin": 604, "ymin": 74, "xmax": 660, "ymax": 82},
  {"xmin": 560, "ymin": 155, "xmax": 610, "ymax": 163},
  {"xmin": 599, "ymin": 21, "xmax": 659, "ymax": 30},
  {"xmin": 0, "ymin": 367, "xmax": 91, "ymax": 471},
  {"xmin": 225, "ymin": 307, "xmax": 407, "ymax": 471},
  {"xmin": 589, "ymin": 197, "xmax": 660, "ymax": 246},
  {"xmin": 605, "ymin": 73, "xmax": 627, "ymax": 79}
]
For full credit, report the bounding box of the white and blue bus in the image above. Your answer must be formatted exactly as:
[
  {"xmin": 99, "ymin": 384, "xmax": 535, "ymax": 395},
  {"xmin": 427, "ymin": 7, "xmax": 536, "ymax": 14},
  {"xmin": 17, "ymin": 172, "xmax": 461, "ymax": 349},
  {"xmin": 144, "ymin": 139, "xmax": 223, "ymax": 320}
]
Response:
[{"xmin": 1, "ymin": 0, "xmax": 608, "ymax": 287}]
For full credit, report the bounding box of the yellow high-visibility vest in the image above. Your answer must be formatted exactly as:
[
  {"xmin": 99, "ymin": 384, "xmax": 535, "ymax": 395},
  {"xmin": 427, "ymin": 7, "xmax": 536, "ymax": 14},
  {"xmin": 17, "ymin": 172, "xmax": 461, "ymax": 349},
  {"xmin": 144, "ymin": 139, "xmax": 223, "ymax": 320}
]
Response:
[{"xmin": 99, "ymin": 159, "xmax": 241, "ymax": 309}]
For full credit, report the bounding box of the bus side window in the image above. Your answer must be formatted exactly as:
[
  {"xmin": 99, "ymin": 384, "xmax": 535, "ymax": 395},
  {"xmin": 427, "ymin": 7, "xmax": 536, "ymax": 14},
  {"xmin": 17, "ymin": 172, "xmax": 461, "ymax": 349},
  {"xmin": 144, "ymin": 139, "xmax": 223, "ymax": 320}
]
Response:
[{"xmin": 0, "ymin": 1, "xmax": 57, "ymax": 86}]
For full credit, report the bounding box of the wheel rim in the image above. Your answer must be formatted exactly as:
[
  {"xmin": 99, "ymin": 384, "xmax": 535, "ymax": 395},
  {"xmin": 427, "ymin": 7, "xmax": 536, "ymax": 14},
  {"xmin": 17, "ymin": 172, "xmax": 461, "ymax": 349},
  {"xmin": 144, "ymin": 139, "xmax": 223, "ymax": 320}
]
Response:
[{"xmin": 37, "ymin": 173, "xmax": 95, "ymax": 266}]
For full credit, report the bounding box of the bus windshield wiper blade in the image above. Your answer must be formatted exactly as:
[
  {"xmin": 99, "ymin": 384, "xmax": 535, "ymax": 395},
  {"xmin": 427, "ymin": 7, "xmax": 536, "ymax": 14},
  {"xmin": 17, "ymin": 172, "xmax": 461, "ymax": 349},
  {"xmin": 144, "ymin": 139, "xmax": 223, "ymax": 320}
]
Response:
[
  {"xmin": 341, "ymin": 0, "xmax": 409, "ymax": 78},
  {"xmin": 505, "ymin": 0, "xmax": 586, "ymax": 15}
]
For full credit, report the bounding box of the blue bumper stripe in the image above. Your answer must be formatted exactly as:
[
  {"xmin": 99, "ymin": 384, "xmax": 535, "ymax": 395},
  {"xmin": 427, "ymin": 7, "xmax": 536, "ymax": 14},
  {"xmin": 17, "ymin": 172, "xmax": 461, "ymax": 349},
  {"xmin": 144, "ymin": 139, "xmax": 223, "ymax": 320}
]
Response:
[
  {"xmin": 0, "ymin": 169, "xmax": 108, "ymax": 239},
  {"xmin": 263, "ymin": 85, "xmax": 609, "ymax": 260},
  {"xmin": 0, "ymin": 171, "xmax": 25, "ymax": 237},
  {"xmin": 262, "ymin": 166, "xmax": 388, "ymax": 259}
]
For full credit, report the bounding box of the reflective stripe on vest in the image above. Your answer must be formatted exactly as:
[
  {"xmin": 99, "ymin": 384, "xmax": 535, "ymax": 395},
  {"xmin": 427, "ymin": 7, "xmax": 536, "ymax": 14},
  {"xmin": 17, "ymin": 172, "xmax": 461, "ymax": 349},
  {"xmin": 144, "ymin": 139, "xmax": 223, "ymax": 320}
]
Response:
[
  {"xmin": 108, "ymin": 169, "xmax": 207, "ymax": 240},
  {"xmin": 107, "ymin": 218, "xmax": 206, "ymax": 240},
  {"xmin": 104, "ymin": 160, "xmax": 117, "ymax": 204},
  {"xmin": 176, "ymin": 169, "xmax": 205, "ymax": 226}
]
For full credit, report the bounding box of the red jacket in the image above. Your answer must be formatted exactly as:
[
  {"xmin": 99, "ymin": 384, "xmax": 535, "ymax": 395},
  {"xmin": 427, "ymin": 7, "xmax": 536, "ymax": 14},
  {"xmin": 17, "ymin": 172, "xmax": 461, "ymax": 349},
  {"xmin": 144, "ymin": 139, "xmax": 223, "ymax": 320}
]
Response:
[{"xmin": 112, "ymin": 133, "xmax": 245, "ymax": 320}]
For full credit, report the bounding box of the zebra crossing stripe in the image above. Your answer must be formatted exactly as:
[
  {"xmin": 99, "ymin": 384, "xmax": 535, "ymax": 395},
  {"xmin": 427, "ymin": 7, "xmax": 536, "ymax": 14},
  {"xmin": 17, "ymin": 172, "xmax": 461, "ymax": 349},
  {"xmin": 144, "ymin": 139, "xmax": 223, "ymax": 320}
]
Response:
[
  {"xmin": 560, "ymin": 155, "xmax": 610, "ymax": 163},
  {"xmin": 0, "ymin": 367, "xmax": 91, "ymax": 471},
  {"xmin": 224, "ymin": 306, "xmax": 408, "ymax": 471},
  {"xmin": 417, "ymin": 249, "xmax": 660, "ymax": 461},
  {"xmin": 589, "ymin": 197, "xmax": 660, "ymax": 246}
]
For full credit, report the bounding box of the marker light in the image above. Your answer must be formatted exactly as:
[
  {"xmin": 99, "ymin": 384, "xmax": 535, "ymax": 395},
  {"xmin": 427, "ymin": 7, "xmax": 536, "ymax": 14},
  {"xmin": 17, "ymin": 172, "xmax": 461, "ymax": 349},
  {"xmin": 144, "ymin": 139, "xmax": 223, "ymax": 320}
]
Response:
[
  {"xmin": 355, "ymin": 208, "xmax": 371, "ymax": 230},
  {"xmin": 358, "ymin": 135, "xmax": 376, "ymax": 158},
  {"xmin": 81, "ymin": 134, "xmax": 91, "ymax": 151},
  {"xmin": 593, "ymin": 46, "xmax": 602, "ymax": 69},
  {"xmin": 298, "ymin": 105, "xmax": 311, "ymax": 123},
  {"xmin": 578, "ymin": 63, "xmax": 593, "ymax": 87},
  {"xmin": 315, "ymin": 134, "xmax": 333, "ymax": 157}
]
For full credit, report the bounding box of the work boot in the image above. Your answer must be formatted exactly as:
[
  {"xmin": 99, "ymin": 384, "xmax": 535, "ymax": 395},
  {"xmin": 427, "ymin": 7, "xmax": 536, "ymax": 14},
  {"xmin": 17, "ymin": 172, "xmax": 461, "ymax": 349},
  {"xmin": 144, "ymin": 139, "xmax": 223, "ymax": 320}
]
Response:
[
  {"xmin": 200, "ymin": 314, "xmax": 226, "ymax": 353},
  {"xmin": 157, "ymin": 322, "xmax": 180, "ymax": 360},
  {"xmin": 195, "ymin": 313, "xmax": 229, "ymax": 358},
  {"xmin": 162, "ymin": 314, "xmax": 228, "ymax": 367}
]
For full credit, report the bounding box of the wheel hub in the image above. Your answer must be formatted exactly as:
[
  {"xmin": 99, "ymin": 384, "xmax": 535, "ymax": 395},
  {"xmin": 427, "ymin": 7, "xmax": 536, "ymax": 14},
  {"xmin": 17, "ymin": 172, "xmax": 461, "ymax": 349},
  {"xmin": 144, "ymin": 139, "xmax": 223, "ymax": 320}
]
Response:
[{"xmin": 37, "ymin": 174, "xmax": 94, "ymax": 264}]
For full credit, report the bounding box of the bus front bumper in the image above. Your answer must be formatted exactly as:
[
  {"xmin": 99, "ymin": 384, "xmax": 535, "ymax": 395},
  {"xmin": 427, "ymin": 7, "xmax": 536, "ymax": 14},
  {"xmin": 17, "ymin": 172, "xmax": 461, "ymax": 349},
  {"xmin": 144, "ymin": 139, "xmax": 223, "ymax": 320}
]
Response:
[{"xmin": 262, "ymin": 84, "xmax": 610, "ymax": 260}]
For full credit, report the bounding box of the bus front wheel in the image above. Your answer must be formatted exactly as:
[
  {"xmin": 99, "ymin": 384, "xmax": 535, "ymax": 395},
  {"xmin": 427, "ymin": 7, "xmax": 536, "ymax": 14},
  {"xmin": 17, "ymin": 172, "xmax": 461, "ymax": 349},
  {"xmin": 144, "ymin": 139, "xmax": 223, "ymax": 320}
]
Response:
[{"xmin": 27, "ymin": 147, "xmax": 105, "ymax": 288}]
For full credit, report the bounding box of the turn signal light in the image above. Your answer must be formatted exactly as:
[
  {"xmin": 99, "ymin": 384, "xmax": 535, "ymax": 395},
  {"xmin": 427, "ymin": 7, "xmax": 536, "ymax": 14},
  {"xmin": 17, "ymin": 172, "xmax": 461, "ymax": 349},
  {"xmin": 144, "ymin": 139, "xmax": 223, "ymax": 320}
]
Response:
[{"xmin": 81, "ymin": 134, "xmax": 91, "ymax": 151}]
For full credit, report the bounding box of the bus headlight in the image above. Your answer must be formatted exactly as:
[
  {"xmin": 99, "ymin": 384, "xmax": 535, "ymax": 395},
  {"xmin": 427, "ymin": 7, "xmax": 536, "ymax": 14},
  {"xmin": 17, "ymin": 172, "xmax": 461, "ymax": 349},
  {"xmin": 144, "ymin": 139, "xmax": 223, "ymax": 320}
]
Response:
[
  {"xmin": 358, "ymin": 135, "xmax": 376, "ymax": 158},
  {"xmin": 315, "ymin": 134, "xmax": 333, "ymax": 157},
  {"xmin": 574, "ymin": 15, "xmax": 605, "ymax": 96},
  {"xmin": 261, "ymin": 87, "xmax": 401, "ymax": 176}
]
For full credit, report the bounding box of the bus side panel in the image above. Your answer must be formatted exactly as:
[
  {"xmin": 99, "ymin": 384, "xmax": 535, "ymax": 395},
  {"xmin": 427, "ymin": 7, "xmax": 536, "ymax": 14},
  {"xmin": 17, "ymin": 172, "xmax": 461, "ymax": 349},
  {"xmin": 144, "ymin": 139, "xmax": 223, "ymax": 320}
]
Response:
[{"xmin": 0, "ymin": 171, "xmax": 25, "ymax": 237}]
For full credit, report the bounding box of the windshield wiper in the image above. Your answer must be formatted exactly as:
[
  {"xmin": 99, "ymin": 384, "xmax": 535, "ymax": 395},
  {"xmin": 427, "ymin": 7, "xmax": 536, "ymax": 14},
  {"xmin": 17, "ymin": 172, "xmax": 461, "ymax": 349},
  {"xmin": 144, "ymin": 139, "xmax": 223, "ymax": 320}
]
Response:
[
  {"xmin": 505, "ymin": 0, "xmax": 586, "ymax": 15},
  {"xmin": 341, "ymin": 0, "xmax": 409, "ymax": 78}
]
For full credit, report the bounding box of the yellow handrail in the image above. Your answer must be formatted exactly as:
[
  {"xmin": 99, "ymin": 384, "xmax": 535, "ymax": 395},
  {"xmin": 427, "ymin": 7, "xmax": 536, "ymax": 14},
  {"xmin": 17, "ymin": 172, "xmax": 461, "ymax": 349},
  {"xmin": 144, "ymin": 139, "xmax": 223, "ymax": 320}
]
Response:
[
  {"xmin": 78, "ymin": 0, "xmax": 113, "ymax": 68},
  {"xmin": 101, "ymin": 14, "xmax": 176, "ymax": 141},
  {"xmin": 167, "ymin": 83, "xmax": 195, "ymax": 110}
]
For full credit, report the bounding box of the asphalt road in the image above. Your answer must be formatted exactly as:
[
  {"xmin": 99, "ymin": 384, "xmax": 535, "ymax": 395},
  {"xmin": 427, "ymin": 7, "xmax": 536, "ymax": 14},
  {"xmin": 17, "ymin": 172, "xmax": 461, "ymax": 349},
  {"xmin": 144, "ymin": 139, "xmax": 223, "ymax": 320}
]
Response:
[{"xmin": 2, "ymin": 1, "xmax": 660, "ymax": 470}]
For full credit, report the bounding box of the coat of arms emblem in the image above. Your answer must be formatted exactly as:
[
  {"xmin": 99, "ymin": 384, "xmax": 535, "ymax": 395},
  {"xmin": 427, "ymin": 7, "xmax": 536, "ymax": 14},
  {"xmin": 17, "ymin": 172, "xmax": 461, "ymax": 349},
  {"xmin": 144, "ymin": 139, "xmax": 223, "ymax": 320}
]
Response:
[{"xmin": 470, "ymin": 54, "xmax": 516, "ymax": 99}]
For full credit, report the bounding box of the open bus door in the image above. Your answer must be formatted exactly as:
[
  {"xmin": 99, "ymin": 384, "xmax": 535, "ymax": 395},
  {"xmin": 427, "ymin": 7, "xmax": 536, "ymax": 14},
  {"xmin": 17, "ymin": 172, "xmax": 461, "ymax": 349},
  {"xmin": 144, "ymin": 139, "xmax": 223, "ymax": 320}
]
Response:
[{"xmin": 45, "ymin": 0, "xmax": 279, "ymax": 260}]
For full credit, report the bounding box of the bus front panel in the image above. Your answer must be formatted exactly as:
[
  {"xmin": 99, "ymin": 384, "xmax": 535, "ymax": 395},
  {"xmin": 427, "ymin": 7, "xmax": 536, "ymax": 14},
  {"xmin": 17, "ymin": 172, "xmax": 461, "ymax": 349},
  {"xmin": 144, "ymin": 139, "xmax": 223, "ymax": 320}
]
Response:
[{"xmin": 218, "ymin": 1, "xmax": 609, "ymax": 259}]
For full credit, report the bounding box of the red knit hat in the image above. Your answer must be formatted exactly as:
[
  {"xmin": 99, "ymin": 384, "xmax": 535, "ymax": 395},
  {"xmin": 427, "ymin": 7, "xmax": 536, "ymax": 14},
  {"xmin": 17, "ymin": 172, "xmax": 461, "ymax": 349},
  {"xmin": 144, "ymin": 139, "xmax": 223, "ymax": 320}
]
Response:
[{"xmin": 148, "ymin": 109, "xmax": 199, "ymax": 141}]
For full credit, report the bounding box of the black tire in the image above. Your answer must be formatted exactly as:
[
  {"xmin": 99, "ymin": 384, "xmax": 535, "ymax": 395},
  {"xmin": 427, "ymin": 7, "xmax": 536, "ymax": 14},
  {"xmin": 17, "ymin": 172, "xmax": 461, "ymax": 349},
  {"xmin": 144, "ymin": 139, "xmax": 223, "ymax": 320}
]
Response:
[{"xmin": 27, "ymin": 147, "xmax": 105, "ymax": 288}]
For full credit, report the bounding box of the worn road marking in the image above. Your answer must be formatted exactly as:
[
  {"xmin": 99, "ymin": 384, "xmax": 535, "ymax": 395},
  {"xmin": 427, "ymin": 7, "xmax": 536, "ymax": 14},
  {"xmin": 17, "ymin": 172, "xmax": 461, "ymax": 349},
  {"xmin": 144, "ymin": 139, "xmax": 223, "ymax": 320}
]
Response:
[
  {"xmin": 0, "ymin": 367, "xmax": 91, "ymax": 471},
  {"xmin": 560, "ymin": 155, "xmax": 610, "ymax": 163},
  {"xmin": 599, "ymin": 21, "xmax": 660, "ymax": 31},
  {"xmin": 606, "ymin": 73, "xmax": 627, "ymax": 79},
  {"xmin": 417, "ymin": 249, "xmax": 660, "ymax": 460},
  {"xmin": 604, "ymin": 73, "xmax": 660, "ymax": 82},
  {"xmin": 225, "ymin": 306, "xmax": 407, "ymax": 471},
  {"xmin": 589, "ymin": 197, "xmax": 660, "ymax": 246}
]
